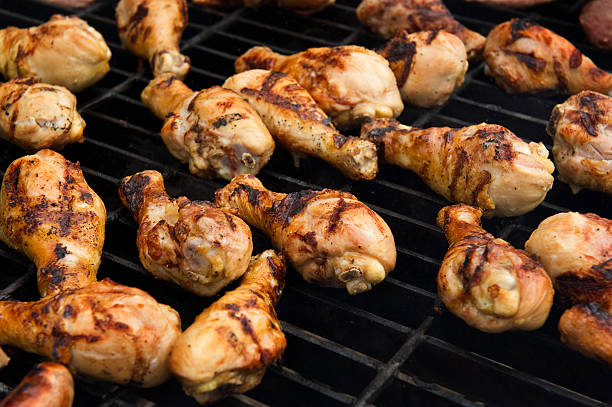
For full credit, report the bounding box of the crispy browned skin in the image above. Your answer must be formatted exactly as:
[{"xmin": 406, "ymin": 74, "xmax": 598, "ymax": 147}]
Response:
[
  {"xmin": 0, "ymin": 78, "xmax": 85, "ymax": 150},
  {"xmin": 0, "ymin": 363, "xmax": 74, "ymax": 407},
  {"xmin": 580, "ymin": 0, "xmax": 612, "ymax": 51},
  {"xmin": 437, "ymin": 204, "xmax": 554, "ymax": 333},
  {"xmin": 118, "ymin": 170, "xmax": 253, "ymax": 296},
  {"xmin": 215, "ymin": 175, "xmax": 396, "ymax": 294},
  {"xmin": 235, "ymin": 46, "xmax": 403, "ymax": 129},
  {"xmin": 361, "ymin": 118, "xmax": 554, "ymax": 217},
  {"xmin": 356, "ymin": 0, "xmax": 485, "ymax": 60},
  {"xmin": 141, "ymin": 74, "xmax": 275, "ymax": 180},
  {"xmin": 0, "ymin": 15, "xmax": 111, "ymax": 92},
  {"xmin": 484, "ymin": 19, "xmax": 612, "ymax": 95},
  {"xmin": 170, "ymin": 250, "xmax": 286, "ymax": 404},
  {"xmin": 192, "ymin": 0, "xmax": 334, "ymax": 14},
  {"xmin": 0, "ymin": 150, "xmax": 106, "ymax": 297},
  {"xmin": 116, "ymin": 0, "xmax": 190, "ymax": 78},
  {"xmin": 0, "ymin": 279, "xmax": 181, "ymax": 387},
  {"xmin": 547, "ymin": 91, "xmax": 612, "ymax": 195}
]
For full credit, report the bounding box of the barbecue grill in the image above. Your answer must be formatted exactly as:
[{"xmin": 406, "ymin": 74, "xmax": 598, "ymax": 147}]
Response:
[{"xmin": 0, "ymin": 0, "xmax": 611, "ymax": 405}]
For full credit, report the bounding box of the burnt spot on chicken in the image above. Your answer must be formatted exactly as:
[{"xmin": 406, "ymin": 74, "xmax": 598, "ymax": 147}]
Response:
[
  {"xmin": 569, "ymin": 49, "xmax": 583, "ymax": 69},
  {"xmin": 270, "ymin": 190, "xmax": 324, "ymax": 227},
  {"xmin": 580, "ymin": 302, "xmax": 612, "ymax": 328},
  {"xmin": 509, "ymin": 18, "xmax": 533, "ymax": 43},
  {"xmin": 212, "ymin": 113, "xmax": 244, "ymax": 129},
  {"xmin": 504, "ymin": 51, "xmax": 547, "ymax": 71}
]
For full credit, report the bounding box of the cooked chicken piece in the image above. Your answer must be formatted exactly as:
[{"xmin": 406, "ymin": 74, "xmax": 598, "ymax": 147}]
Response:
[
  {"xmin": 170, "ymin": 250, "xmax": 286, "ymax": 404},
  {"xmin": 484, "ymin": 19, "xmax": 612, "ymax": 95},
  {"xmin": 525, "ymin": 212, "xmax": 612, "ymax": 306},
  {"xmin": 356, "ymin": 0, "xmax": 486, "ymax": 60},
  {"xmin": 192, "ymin": 0, "xmax": 335, "ymax": 15},
  {"xmin": 0, "ymin": 363, "xmax": 74, "ymax": 407},
  {"xmin": 235, "ymin": 46, "xmax": 403, "ymax": 129},
  {"xmin": 465, "ymin": 0, "xmax": 555, "ymax": 8},
  {"xmin": 580, "ymin": 0, "xmax": 612, "ymax": 51},
  {"xmin": 0, "ymin": 78, "xmax": 85, "ymax": 151},
  {"xmin": 118, "ymin": 170, "xmax": 253, "ymax": 296},
  {"xmin": 223, "ymin": 70, "xmax": 378, "ymax": 180},
  {"xmin": 0, "ymin": 15, "xmax": 111, "ymax": 92},
  {"xmin": 361, "ymin": 118, "xmax": 554, "ymax": 217},
  {"xmin": 215, "ymin": 175, "xmax": 396, "ymax": 294},
  {"xmin": 0, "ymin": 150, "xmax": 106, "ymax": 297},
  {"xmin": 547, "ymin": 91, "xmax": 612, "ymax": 194},
  {"xmin": 116, "ymin": 0, "xmax": 190, "ymax": 78},
  {"xmin": 437, "ymin": 204, "xmax": 554, "ymax": 333},
  {"xmin": 378, "ymin": 30, "xmax": 467, "ymax": 108},
  {"xmin": 141, "ymin": 74, "xmax": 275, "ymax": 180}
]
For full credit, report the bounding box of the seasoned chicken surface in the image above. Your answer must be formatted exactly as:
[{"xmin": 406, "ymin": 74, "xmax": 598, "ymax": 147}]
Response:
[
  {"xmin": 0, "ymin": 15, "xmax": 111, "ymax": 92},
  {"xmin": 0, "ymin": 78, "xmax": 85, "ymax": 151},
  {"xmin": 192, "ymin": 0, "xmax": 334, "ymax": 14},
  {"xmin": 170, "ymin": 250, "xmax": 286, "ymax": 404},
  {"xmin": 437, "ymin": 204, "xmax": 554, "ymax": 333},
  {"xmin": 525, "ymin": 212, "xmax": 612, "ymax": 306},
  {"xmin": 356, "ymin": 0, "xmax": 486, "ymax": 60},
  {"xmin": 361, "ymin": 118, "xmax": 554, "ymax": 217},
  {"xmin": 0, "ymin": 150, "xmax": 106, "ymax": 297},
  {"xmin": 484, "ymin": 19, "xmax": 612, "ymax": 95},
  {"xmin": 580, "ymin": 0, "xmax": 612, "ymax": 51},
  {"xmin": 118, "ymin": 170, "xmax": 253, "ymax": 296},
  {"xmin": 547, "ymin": 91, "xmax": 612, "ymax": 194},
  {"xmin": 116, "ymin": 0, "xmax": 190, "ymax": 78},
  {"xmin": 223, "ymin": 70, "xmax": 378, "ymax": 180},
  {"xmin": 0, "ymin": 363, "xmax": 74, "ymax": 407},
  {"xmin": 235, "ymin": 46, "xmax": 403, "ymax": 129},
  {"xmin": 215, "ymin": 175, "xmax": 396, "ymax": 294},
  {"xmin": 378, "ymin": 30, "xmax": 467, "ymax": 108},
  {"xmin": 141, "ymin": 74, "xmax": 275, "ymax": 180}
]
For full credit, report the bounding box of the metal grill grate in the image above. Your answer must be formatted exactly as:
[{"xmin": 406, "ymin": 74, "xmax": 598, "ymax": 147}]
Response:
[{"xmin": 0, "ymin": 0, "xmax": 611, "ymax": 405}]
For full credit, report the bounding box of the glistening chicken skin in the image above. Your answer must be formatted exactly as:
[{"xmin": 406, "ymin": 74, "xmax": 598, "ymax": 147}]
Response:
[{"xmin": 0, "ymin": 363, "xmax": 74, "ymax": 407}]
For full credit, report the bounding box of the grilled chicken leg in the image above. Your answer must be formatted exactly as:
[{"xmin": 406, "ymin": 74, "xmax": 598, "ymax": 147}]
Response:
[
  {"xmin": 141, "ymin": 74, "xmax": 275, "ymax": 180},
  {"xmin": 0, "ymin": 15, "xmax": 111, "ymax": 92},
  {"xmin": 437, "ymin": 204, "xmax": 554, "ymax": 333},
  {"xmin": 361, "ymin": 118, "xmax": 554, "ymax": 217},
  {"xmin": 0, "ymin": 78, "xmax": 85, "ymax": 150},
  {"xmin": 235, "ymin": 46, "xmax": 403, "ymax": 129},
  {"xmin": 484, "ymin": 19, "xmax": 612, "ymax": 95},
  {"xmin": 223, "ymin": 70, "xmax": 378, "ymax": 180},
  {"xmin": 192, "ymin": 0, "xmax": 335, "ymax": 15},
  {"xmin": 0, "ymin": 363, "xmax": 74, "ymax": 407},
  {"xmin": 0, "ymin": 150, "xmax": 106, "ymax": 297},
  {"xmin": 215, "ymin": 175, "xmax": 396, "ymax": 294},
  {"xmin": 118, "ymin": 170, "xmax": 253, "ymax": 296},
  {"xmin": 116, "ymin": 0, "xmax": 190, "ymax": 78},
  {"xmin": 170, "ymin": 250, "xmax": 286, "ymax": 404}
]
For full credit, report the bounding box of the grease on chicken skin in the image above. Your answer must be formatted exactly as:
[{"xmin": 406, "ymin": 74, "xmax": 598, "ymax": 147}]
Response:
[
  {"xmin": 0, "ymin": 363, "xmax": 74, "ymax": 407},
  {"xmin": 437, "ymin": 204, "xmax": 554, "ymax": 333},
  {"xmin": 191, "ymin": 0, "xmax": 335, "ymax": 15}
]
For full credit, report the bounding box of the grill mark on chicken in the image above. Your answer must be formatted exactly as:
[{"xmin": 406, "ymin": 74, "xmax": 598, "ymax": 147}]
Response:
[
  {"xmin": 509, "ymin": 18, "xmax": 532, "ymax": 44},
  {"xmin": 118, "ymin": 172, "xmax": 154, "ymax": 220},
  {"xmin": 579, "ymin": 92, "xmax": 607, "ymax": 115},
  {"xmin": 569, "ymin": 49, "xmax": 583, "ymax": 69},
  {"xmin": 580, "ymin": 302, "xmax": 612, "ymax": 328},
  {"xmin": 426, "ymin": 29, "xmax": 440, "ymax": 44},
  {"xmin": 271, "ymin": 190, "xmax": 324, "ymax": 227},
  {"xmin": 503, "ymin": 51, "xmax": 547, "ymax": 71},
  {"xmin": 448, "ymin": 147, "xmax": 469, "ymax": 201},
  {"xmin": 127, "ymin": 4, "xmax": 149, "ymax": 41},
  {"xmin": 553, "ymin": 60, "xmax": 570, "ymax": 93},
  {"xmin": 574, "ymin": 110, "xmax": 599, "ymax": 137}
]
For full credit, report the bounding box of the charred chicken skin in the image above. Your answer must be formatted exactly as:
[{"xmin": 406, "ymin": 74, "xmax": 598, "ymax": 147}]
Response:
[
  {"xmin": 0, "ymin": 150, "xmax": 106, "ymax": 297},
  {"xmin": 141, "ymin": 74, "xmax": 275, "ymax": 180},
  {"xmin": 484, "ymin": 19, "xmax": 612, "ymax": 95},
  {"xmin": 235, "ymin": 45, "xmax": 403, "ymax": 129},
  {"xmin": 116, "ymin": 0, "xmax": 190, "ymax": 78},
  {"xmin": 0, "ymin": 363, "xmax": 74, "ymax": 407},
  {"xmin": 437, "ymin": 204, "xmax": 554, "ymax": 333},
  {"xmin": 118, "ymin": 170, "xmax": 253, "ymax": 297},
  {"xmin": 0, "ymin": 15, "xmax": 111, "ymax": 92},
  {"xmin": 215, "ymin": 175, "xmax": 396, "ymax": 295},
  {"xmin": 170, "ymin": 250, "xmax": 286, "ymax": 404},
  {"xmin": 0, "ymin": 78, "xmax": 85, "ymax": 151},
  {"xmin": 361, "ymin": 118, "xmax": 554, "ymax": 217},
  {"xmin": 223, "ymin": 70, "xmax": 378, "ymax": 180},
  {"xmin": 191, "ymin": 0, "xmax": 335, "ymax": 15}
]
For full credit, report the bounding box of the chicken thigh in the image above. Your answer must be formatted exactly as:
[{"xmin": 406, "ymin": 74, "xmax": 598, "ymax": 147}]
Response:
[
  {"xmin": 192, "ymin": 0, "xmax": 335, "ymax": 14},
  {"xmin": 0, "ymin": 363, "xmax": 74, "ymax": 407}
]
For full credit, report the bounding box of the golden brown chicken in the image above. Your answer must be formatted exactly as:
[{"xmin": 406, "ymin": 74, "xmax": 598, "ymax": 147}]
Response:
[
  {"xmin": 215, "ymin": 175, "xmax": 396, "ymax": 294},
  {"xmin": 437, "ymin": 204, "xmax": 554, "ymax": 333},
  {"xmin": 0, "ymin": 363, "xmax": 74, "ymax": 407},
  {"xmin": 0, "ymin": 15, "xmax": 111, "ymax": 92},
  {"xmin": 192, "ymin": 0, "xmax": 335, "ymax": 14},
  {"xmin": 0, "ymin": 150, "xmax": 106, "ymax": 297},
  {"xmin": 525, "ymin": 212, "xmax": 612, "ymax": 306},
  {"xmin": 141, "ymin": 74, "xmax": 275, "ymax": 180},
  {"xmin": 0, "ymin": 78, "xmax": 85, "ymax": 151},
  {"xmin": 356, "ymin": 0, "xmax": 486, "ymax": 60},
  {"xmin": 223, "ymin": 70, "xmax": 378, "ymax": 180},
  {"xmin": 116, "ymin": 0, "xmax": 190, "ymax": 78},
  {"xmin": 378, "ymin": 30, "xmax": 467, "ymax": 108},
  {"xmin": 361, "ymin": 118, "xmax": 555, "ymax": 217},
  {"xmin": 170, "ymin": 250, "xmax": 286, "ymax": 404},
  {"xmin": 234, "ymin": 46, "xmax": 403, "ymax": 129},
  {"xmin": 484, "ymin": 19, "xmax": 612, "ymax": 95},
  {"xmin": 547, "ymin": 91, "xmax": 612, "ymax": 195},
  {"xmin": 118, "ymin": 170, "xmax": 253, "ymax": 296}
]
